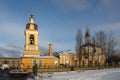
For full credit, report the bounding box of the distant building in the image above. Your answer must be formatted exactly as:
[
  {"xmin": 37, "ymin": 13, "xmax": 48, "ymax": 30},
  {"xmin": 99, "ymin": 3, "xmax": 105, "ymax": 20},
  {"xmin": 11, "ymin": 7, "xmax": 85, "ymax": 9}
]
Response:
[
  {"xmin": 79, "ymin": 28, "xmax": 105, "ymax": 67},
  {"xmin": 59, "ymin": 50, "xmax": 79, "ymax": 66},
  {"xmin": 0, "ymin": 57, "xmax": 21, "ymax": 69},
  {"xmin": 57, "ymin": 28, "xmax": 106, "ymax": 67}
]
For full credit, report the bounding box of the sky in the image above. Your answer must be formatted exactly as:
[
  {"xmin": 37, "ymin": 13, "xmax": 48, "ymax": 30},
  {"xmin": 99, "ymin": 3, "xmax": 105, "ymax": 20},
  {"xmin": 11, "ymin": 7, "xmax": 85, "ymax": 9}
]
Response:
[{"xmin": 0, "ymin": 0, "xmax": 120, "ymax": 57}]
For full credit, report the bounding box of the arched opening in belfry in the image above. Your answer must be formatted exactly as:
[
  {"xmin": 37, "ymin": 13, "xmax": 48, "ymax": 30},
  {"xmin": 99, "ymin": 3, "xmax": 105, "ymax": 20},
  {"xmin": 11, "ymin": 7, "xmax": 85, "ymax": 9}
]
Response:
[{"xmin": 30, "ymin": 35, "xmax": 34, "ymax": 45}]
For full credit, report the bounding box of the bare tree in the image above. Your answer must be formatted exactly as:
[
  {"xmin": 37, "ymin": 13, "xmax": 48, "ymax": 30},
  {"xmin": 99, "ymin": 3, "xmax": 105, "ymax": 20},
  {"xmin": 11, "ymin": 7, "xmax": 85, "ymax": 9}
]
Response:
[
  {"xmin": 94, "ymin": 31, "xmax": 118, "ymax": 57},
  {"xmin": 75, "ymin": 28, "xmax": 83, "ymax": 57},
  {"xmin": 107, "ymin": 32, "xmax": 118, "ymax": 56},
  {"xmin": 95, "ymin": 30, "xmax": 107, "ymax": 54}
]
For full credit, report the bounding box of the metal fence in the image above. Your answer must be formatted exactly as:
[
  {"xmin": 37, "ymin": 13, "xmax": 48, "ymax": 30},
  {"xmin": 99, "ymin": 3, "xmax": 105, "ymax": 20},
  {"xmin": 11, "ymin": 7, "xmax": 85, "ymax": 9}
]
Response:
[{"xmin": 21, "ymin": 62, "xmax": 120, "ymax": 73}]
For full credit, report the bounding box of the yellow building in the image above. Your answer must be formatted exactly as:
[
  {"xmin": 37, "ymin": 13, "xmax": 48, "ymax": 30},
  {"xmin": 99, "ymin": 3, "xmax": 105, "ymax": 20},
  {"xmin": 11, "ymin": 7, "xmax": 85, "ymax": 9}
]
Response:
[
  {"xmin": 79, "ymin": 28, "xmax": 105, "ymax": 67},
  {"xmin": 0, "ymin": 57, "xmax": 21, "ymax": 68},
  {"xmin": 58, "ymin": 28, "xmax": 106, "ymax": 67},
  {"xmin": 0, "ymin": 14, "xmax": 106, "ymax": 72},
  {"xmin": 21, "ymin": 14, "xmax": 58, "ymax": 72},
  {"xmin": 59, "ymin": 50, "xmax": 79, "ymax": 66}
]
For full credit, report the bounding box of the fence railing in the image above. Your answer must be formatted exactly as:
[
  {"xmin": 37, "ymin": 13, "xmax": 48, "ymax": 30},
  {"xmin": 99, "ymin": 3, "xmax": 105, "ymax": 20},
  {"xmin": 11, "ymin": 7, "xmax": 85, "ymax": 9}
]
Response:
[{"xmin": 21, "ymin": 62, "xmax": 120, "ymax": 73}]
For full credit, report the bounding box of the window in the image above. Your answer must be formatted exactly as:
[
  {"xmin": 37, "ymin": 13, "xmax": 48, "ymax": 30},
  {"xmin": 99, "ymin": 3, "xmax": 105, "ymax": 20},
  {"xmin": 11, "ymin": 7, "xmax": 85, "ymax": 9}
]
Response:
[
  {"xmin": 66, "ymin": 60, "xmax": 70, "ymax": 67},
  {"xmin": 18, "ymin": 61, "xmax": 20, "ymax": 66},
  {"xmin": 39, "ymin": 60, "xmax": 42, "ymax": 67},
  {"xmin": 82, "ymin": 60, "xmax": 85, "ymax": 64},
  {"xmin": 12, "ymin": 61, "xmax": 15, "ymax": 67},
  {"xmin": 82, "ymin": 60, "xmax": 85, "ymax": 67},
  {"xmin": 33, "ymin": 60, "xmax": 36, "ymax": 64},
  {"xmin": 95, "ymin": 60, "xmax": 98, "ymax": 64},
  {"xmin": 74, "ymin": 60, "xmax": 78, "ymax": 66},
  {"xmin": 30, "ymin": 35, "xmax": 34, "ymax": 45},
  {"xmin": 89, "ymin": 60, "xmax": 92, "ymax": 66},
  {"xmin": 3, "ymin": 60, "xmax": 8, "ymax": 64}
]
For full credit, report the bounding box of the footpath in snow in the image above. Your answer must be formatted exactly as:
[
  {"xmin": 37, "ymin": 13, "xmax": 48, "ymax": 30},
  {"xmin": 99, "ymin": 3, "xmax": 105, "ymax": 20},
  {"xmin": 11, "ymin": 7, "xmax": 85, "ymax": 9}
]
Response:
[{"xmin": 32, "ymin": 68, "xmax": 120, "ymax": 80}]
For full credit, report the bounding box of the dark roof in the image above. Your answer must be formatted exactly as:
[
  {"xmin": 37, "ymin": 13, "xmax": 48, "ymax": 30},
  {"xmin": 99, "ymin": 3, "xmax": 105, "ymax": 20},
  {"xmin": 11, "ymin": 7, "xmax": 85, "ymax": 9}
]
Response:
[
  {"xmin": 85, "ymin": 32, "xmax": 90, "ymax": 37},
  {"xmin": 26, "ymin": 23, "xmax": 38, "ymax": 30},
  {"xmin": 81, "ymin": 43, "xmax": 101, "ymax": 48}
]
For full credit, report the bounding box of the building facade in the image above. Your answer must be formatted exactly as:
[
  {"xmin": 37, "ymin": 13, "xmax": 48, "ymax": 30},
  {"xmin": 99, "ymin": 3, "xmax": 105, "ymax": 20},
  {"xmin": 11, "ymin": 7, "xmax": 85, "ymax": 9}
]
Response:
[
  {"xmin": 59, "ymin": 50, "xmax": 79, "ymax": 67},
  {"xmin": 20, "ymin": 14, "xmax": 58, "ymax": 72},
  {"xmin": 0, "ymin": 15, "xmax": 106, "ymax": 71},
  {"xmin": 57, "ymin": 28, "xmax": 105, "ymax": 67},
  {"xmin": 0, "ymin": 57, "xmax": 21, "ymax": 69},
  {"xmin": 79, "ymin": 28, "xmax": 105, "ymax": 67}
]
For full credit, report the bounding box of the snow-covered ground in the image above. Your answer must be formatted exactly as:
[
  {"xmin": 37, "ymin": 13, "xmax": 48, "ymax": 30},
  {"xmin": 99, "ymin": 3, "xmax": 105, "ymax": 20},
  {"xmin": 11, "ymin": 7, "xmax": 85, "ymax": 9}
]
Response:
[{"xmin": 34, "ymin": 68, "xmax": 120, "ymax": 80}]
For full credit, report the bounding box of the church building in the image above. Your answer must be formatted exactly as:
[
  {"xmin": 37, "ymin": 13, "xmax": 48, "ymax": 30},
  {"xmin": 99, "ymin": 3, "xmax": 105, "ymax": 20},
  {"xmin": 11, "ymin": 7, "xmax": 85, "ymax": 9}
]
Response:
[
  {"xmin": 80, "ymin": 28, "xmax": 105, "ymax": 67},
  {"xmin": 0, "ymin": 14, "xmax": 106, "ymax": 72},
  {"xmin": 57, "ymin": 28, "xmax": 106, "ymax": 67},
  {"xmin": 20, "ymin": 14, "xmax": 58, "ymax": 72}
]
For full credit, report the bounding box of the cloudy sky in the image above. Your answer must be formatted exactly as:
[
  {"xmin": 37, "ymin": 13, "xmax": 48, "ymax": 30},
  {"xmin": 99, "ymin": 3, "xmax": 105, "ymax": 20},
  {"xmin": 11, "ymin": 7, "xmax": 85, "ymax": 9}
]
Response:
[{"xmin": 0, "ymin": 0, "xmax": 120, "ymax": 57}]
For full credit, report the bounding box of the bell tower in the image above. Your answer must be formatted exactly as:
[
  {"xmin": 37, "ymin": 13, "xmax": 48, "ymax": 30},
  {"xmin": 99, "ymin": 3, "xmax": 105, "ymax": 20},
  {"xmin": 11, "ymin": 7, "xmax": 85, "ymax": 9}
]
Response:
[
  {"xmin": 24, "ymin": 14, "xmax": 40, "ymax": 57},
  {"xmin": 85, "ymin": 27, "xmax": 90, "ymax": 44}
]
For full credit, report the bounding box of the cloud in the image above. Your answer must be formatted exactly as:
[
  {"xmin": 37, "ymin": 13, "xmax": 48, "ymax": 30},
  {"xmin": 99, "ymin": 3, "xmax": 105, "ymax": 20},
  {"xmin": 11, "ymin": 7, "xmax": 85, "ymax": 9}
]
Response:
[
  {"xmin": 0, "ymin": 43, "xmax": 23, "ymax": 57},
  {"xmin": 39, "ymin": 27, "xmax": 74, "ymax": 51},
  {"xmin": 39, "ymin": 46, "xmax": 48, "ymax": 56},
  {"xmin": 51, "ymin": 0, "xmax": 92, "ymax": 12},
  {"xmin": 101, "ymin": 0, "xmax": 113, "ymax": 6},
  {"xmin": 100, "ymin": 0, "xmax": 120, "ymax": 7},
  {"xmin": 92, "ymin": 22, "xmax": 120, "ymax": 32},
  {"xmin": 0, "ymin": 53, "xmax": 4, "ymax": 57},
  {"xmin": 0, "ymin": 22, "xmax": 24, "ymax": 41},
  {"xmin": 7, "ymin": 44, "xmax": 24, "ymax": 50},
  {"xmin": 90, "ymin": 22, "xmax": 120, "ymax": 43},
  {"xmin": 96, "ymin": 0, "xmax": 120, "ymax": 12},
  {"xmin": 52, "ymin": 42, "xmax": 73, "ymax": 51},
  {"xmin": 0, "ymin": 42, "xmax": 50, "ymax": 57}
]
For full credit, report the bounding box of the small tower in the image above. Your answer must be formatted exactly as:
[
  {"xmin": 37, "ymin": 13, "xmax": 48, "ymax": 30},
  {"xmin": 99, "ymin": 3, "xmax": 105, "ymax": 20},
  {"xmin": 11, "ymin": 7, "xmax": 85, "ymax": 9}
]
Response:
[
  {"xmin": 49, "ymin": 44, "xmax": 53, "ymax": 56},
  {"xmin": 24, "ymin": 14, "xmax": 40, "ymax": 57},
  {"xmin": 85, "ymin": 27, "xmax": 90, "ymax": 44}
]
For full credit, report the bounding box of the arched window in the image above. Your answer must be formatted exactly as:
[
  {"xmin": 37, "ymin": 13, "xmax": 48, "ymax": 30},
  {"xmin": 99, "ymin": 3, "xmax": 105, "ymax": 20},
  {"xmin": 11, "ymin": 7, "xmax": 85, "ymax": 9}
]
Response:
[
  {"xmin": 30, "ymin": 35, "xmax": 34, "ymax": 45},
  {"xmin": 33, "ymin": 60, "xmax": 36, "ymax": 64}
]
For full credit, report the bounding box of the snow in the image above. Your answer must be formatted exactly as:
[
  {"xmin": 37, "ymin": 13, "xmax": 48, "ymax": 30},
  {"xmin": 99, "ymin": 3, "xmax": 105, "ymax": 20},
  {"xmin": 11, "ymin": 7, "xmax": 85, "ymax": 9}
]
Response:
[{"xmin": 34, "ymin": 68, "xmax": 120, "ymax": 80}]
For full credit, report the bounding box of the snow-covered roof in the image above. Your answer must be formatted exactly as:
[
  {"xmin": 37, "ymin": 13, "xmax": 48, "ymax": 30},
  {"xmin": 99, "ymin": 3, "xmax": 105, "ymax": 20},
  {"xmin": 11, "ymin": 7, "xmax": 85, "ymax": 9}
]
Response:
[
  {"xmin": 0, "ymin": 57, "xmax": 21, "ymax": 58},
  {"xmin": 30, "ymin": 56, "xmax": 57, "ymax": 58},
  {"xmin": 59, "ymin": 50, "xmax": 77, "ymax": 55}
]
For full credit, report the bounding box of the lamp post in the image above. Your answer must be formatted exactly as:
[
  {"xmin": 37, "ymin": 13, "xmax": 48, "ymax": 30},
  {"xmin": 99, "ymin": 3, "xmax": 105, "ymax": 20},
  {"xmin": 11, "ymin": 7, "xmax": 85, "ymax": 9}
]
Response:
[
  {"xmin": 55, "ymin": 61, "xmax": 58, "ymax": 68},
  {"xmin": 44, "ymin": 63, "xmax": 46, "ymax": 72},
  {"xmin": 97, "ymin": 53, "xmax": 100, "ymax": 68},
  {"xmin": 54, "ymin": 61, "xmax": 58, "ymax": 72},
  {"xmin": 66, "ymin": 60, "xmax": 69, "ymax": 71},
  {"xmin": 66, "ymin": 61, "xmax": 69, "ymax": 67},
  {"xmin": 86, "ymin": 45, "xmax": 90, "ymax": 68},
  {"xmin": 87, "ymin": 53, "xmax": 89, "ymax": 68}
]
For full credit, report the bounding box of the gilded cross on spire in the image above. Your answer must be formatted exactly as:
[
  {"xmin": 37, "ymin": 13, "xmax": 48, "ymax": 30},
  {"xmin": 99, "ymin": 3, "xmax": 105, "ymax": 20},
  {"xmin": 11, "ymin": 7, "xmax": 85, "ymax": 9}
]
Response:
[
  {"xmin": 30, "ymin": 12, "xmax": 33, "ymax": 18},
  {"xmin": 30, "ymin": 12, "xmax": 34, "ymax": 24}
]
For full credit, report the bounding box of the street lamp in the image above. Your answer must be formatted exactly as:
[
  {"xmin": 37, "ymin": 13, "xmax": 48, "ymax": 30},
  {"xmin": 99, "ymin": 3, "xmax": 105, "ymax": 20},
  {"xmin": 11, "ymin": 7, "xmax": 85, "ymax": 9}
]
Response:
[
  {"xmin": 54, "ymin": 61, "xmax": 58, "ymax": 68},
  {"xmin": 66, "ymin": 61, "xmax": 70, "ymax": 71},
  {"xmin": 97, "ymin": 52, "xmax": 100, "ymax": 68},
  {"xmin": 66, "ymin": 61, "xmax": 69, "ymax": 68}
]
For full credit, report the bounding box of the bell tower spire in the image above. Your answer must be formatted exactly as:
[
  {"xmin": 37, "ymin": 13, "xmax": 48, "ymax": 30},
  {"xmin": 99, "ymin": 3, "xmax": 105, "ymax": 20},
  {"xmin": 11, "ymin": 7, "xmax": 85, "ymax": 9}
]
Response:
[
  {"xmin": 85, "ymin": 27, "xmax": 90, "ymax": 44},
  {"xmin": 29, "ymin": 13, "xmax": 34, "ymax": 24}
]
